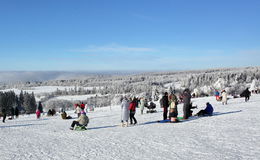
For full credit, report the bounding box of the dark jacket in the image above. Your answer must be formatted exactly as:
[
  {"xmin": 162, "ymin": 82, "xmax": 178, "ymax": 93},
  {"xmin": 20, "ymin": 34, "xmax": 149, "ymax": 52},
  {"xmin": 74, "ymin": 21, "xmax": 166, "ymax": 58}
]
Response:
[
  {"xmin": 162, "ymin": 96, "xmax": 169, "ymax": 108},
  {"xmin": 183, "ymin": 92, "xmax": 191, "ymax": 105},
  {"xmin": 205, "ymin": 104, "xmax": 213, "ymax": 115}
]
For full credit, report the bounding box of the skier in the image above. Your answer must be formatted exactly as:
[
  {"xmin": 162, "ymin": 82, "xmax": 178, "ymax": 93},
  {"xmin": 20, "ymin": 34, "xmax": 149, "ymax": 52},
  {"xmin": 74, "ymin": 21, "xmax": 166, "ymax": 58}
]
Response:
[
  {"xmin": 129, "ymin": 98, "xmax": 137, "ymax": 125},
  {"xmin": 139, "ymin": 97, "xmax": 145, "ymax": 115},
  {"xmin": 161, "ymin": 92, "xmax": 169, "ymax": 120},
  {"xmin": 2, "ymin": 108, "xmax": 7, "ymax": 123},
  {"xmin": 221, "ymin": 90, "xmax": 227, "ymax": 105},
  {"xmin": 121, "ymin": 97, "xmax": 130, "ymax": 127},
  {"xmin": 169, "ymin": 93, "xmax": 178, "ymax": 122},
  {"xmin": 195, "ymin": 102, "xmax": 214, "ymax": 116},
  {"xmin": 183, "ymin": 89, "xmax": 192, "ymax": 119},
  {"xmin": 241, "ymin": 88, "xmax": 251, "ymax": 102},
  {"xmin": 70, "ymin": 111, "xmax": 89, "ymax": 130}
]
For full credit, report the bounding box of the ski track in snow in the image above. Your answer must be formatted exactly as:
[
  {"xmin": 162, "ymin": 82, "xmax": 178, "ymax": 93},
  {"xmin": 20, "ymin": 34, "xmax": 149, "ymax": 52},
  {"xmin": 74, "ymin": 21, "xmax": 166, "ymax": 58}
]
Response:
[{"xmin": 1, "ymin": 95, "xmax": 260, "ymax": 160}]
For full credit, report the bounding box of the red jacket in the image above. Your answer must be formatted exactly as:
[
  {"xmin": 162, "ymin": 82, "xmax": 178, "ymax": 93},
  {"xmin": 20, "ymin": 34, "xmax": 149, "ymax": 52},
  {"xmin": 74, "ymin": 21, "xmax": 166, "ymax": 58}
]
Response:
[
  {"xmin": 129, "ymin": 102, "xmax": 136, "ymax": 111},
  {"xmin": 80, "ymin": 104, "xmax": 85, "ymax": 109}
]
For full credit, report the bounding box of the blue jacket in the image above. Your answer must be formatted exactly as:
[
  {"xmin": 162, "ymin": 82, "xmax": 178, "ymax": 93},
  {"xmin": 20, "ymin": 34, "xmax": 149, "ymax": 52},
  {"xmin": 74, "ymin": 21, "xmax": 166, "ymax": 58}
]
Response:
[{"xmin": 205, "ymin": 104, "xmax": 213, "ymax": 115}]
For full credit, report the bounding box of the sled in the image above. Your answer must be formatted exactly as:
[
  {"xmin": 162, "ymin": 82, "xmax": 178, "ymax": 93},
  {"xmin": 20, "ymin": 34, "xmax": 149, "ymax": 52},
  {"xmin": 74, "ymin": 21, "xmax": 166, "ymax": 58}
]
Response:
[
  {"xmin": 157, "ymin": 119, "xmax": 181, "ymax": 123},
  {"xmin": 74, "ymin": 126, "xmax": 87, "ymax": 131}
]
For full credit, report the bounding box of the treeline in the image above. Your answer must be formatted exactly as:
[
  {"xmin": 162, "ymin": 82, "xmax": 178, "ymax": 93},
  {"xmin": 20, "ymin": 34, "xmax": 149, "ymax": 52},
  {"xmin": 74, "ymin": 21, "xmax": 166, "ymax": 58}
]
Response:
[{"xmin": 0, "ymin": 91, "xmax": 36, "ymax": 114}]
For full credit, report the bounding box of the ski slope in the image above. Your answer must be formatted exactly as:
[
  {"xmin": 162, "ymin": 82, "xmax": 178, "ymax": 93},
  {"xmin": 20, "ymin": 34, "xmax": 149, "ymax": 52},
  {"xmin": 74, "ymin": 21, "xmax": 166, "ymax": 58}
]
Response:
[{"xmin": 1, "ymin": 95, "xmax": 260, "ymax": 160}]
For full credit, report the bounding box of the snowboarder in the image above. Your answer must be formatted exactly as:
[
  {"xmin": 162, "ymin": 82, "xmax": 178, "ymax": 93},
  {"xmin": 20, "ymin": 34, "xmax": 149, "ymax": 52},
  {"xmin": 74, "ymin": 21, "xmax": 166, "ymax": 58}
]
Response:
[
  {"xmin": 139, "ymin": 97, "xmax": 145, "ymax": 115},
  {"xmin": 221, "ymin": 90, "xmax": 227, "ymax": 105},
  {"xmin": 2, "ymin": 108, "xmax": 7, "ymax": 123},
  {"xmin": 169, "ymin": 93, "xmax": 178, "ymax": 122},
  {"xmin": 121, "ymin": 97, "xmax": 130, "ymax": 127},
  {"xmin": 183, "ymin": 89, "xmax": 192, "ymax": 119},
  {"xmin": 241, "ymin": 88, "xmax": 251, "ymax": 102},
  {"xmin": 129, "ymin": 98, "xmax": 137, "ymax": 125},
  {"xmin": 195, "ymin": 102, "xmax": 214, "ymax": 116},
  {"xmin": 70, "ymin": 111, "xmax": 89, "ymax": 130},
  {"xmin": 161, "ymin": 92, "xmax": 169, "ymax": 120}
]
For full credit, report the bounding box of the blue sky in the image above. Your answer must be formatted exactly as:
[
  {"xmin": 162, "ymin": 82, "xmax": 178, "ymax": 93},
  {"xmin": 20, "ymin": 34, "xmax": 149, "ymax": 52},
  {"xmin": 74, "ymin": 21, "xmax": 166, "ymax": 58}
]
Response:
[{"xmin": 0, "ymin": 0, "xmax": 260, "ymax": 71}]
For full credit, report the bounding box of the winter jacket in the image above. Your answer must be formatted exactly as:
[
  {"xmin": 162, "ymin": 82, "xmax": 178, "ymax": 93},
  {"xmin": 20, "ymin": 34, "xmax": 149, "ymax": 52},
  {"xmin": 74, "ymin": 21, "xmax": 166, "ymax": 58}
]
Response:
[
  {"xmin": 241, "ymin": 89, "xmax": 251, "ymax": 97},
  {"xmin": 76, "ymin": 106, "xmax": 82, "ymax": 114},
  {"xmin": 204, "ymin": 104, "xmax": 213, "ymax": 115},
  {"xmin": 36, "ymin": 110, "xmax": 41, "ymax": 117},
  {"xmin": 139, "ymin": 98, "xmax": 145, "ymax": 110},
  {"xmin": 61, "ymin": 112, "xmax": 67, "ymax": 119},
  {"xmin": 161, "ymin": 96, "xmax": 169, "ymax": 108},
  {"xmin": 222, "ymin": 91, "xmax": 227, "ymax": 102},
  {"xmin": 80, "ymin": 103, "xmax": 85, "ymax": 109},
  {"xmin": 77, "ymin": 114, "xmax": 89, "ymax": 126},
  {"xmin": 129, "ymin": 102, "xmax": 136, "ymax": 112},
  {"xmin": 121, "ymin": 99, "xmax": 130, "ymax": 122},
  {"xmin": 183, "ymin": 92, "xmax": 191, "ymax": 105}
]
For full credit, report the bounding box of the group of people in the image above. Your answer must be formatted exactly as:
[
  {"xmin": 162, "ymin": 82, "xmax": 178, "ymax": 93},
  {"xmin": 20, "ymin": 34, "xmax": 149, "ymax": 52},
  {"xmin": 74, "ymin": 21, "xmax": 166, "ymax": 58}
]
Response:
[
  {"xmin": 121, "ymin": 97, "xmax": 138, "ymax": 127},
  {"xmin": 215, "ymin": 88, "xmax": 252, "ymax": 104},
  {"xmin": 160, "ymin": 89, "xmax": 210, "ymax": 123}
]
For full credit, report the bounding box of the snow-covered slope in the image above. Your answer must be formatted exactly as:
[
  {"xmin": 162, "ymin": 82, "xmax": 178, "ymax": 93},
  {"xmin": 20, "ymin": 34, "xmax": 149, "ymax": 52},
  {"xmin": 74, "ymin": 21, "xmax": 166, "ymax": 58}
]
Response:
[{"xmin": 1, "ymin": 95, "xmax": 260, "ymax": 160}]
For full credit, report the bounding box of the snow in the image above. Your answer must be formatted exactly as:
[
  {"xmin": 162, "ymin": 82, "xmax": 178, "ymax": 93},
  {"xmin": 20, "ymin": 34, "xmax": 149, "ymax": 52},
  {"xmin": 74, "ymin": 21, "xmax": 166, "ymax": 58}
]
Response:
[
  {"xmin": 54, "ymin": 94, "xmax": 98, "ymax": 101},
  {"xmin": 1, "ymin": 94, "xmax": 260, "ymax": 160}
]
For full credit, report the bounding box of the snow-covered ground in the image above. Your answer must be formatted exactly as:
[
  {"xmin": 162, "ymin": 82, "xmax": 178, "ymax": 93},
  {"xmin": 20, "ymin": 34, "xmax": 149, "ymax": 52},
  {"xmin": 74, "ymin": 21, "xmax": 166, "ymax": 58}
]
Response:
[{"xmin": 1, "ymin": 95, "xmax": 260, "ymax": 160}]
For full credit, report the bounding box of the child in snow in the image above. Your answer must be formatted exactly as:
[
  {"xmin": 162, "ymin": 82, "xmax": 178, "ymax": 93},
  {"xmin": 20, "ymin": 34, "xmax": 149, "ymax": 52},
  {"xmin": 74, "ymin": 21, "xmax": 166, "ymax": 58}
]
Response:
[
  {"xmin": 195, "ymin": 102, "xmax": 214, "ymax": 116},
  {"xmin": 221, "ymin": 90, "xmax": 227, "ymax": 105},
  {"xmin": 139, "ymin": 97, "xmax": 145, "ymax": 115},
  {"xmin": 36, "ymin": 109, "xmax": 41, "ymax": 119},
  {"xmin": 70, "ymin": 111, "xmax": 89, "ymax": 130},
  {"xmin": 61, "ymin": 111, "xmax": 72, "ymax": 119}
]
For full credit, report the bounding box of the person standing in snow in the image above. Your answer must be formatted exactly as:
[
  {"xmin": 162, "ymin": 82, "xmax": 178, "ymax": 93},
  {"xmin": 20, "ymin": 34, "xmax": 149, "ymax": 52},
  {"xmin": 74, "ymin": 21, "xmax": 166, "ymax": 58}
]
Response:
[
  {"xmin": 139, "ymin": 97, "xmax": 145, "ymax": 115},
  {"xmin": 121, "ymin": 97, "xmax": 130, "ymax": 127},
  {"xmin": 70, "ymin": 111, "xmax": 89, "ymax": 130},
  {"xmin": 195, "ymin": 102, "xmax": 214, "ymax": 116},
  {"xmin": 214, "ymin": 89, "xmax": 220, "ymax": 101},
  {"xmin": 36, "ymin": 109, "xmax": 41, "ymax": 119},
  {"xmin": 241, "ymin": 88, "xmax": 251, "ymax": 102},
  {"xmin": 183, "ymin": 89, "xmax": 192, "ymax": 119},
  {"xmin": 2, "ymin": 108, "xmax": 7, "ymax": 123},
  {"xmin": 169, "ymin": 93, "xmax": 178, "ymax": 122},
  {"xmin": 15, "ymin": 106, "xmax": 19, "ymax": 118},
  {"xmin": 129, "ymin": 98, "xmax": 137, "ymax": 125},
  {"xmin": 221, "ymin": 90, "xmax": 227, "ymax": 105},
  {"xmin": 161, "ymin": 92, "xmax": 169, "ymax": 120}
]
